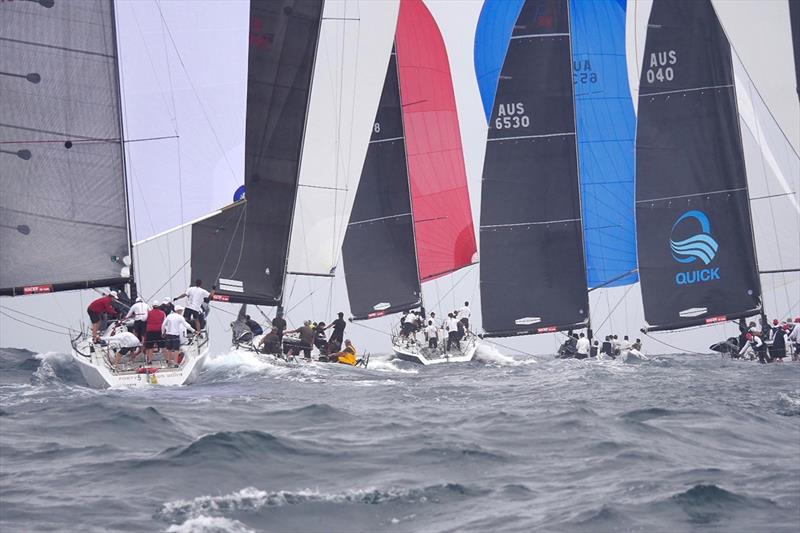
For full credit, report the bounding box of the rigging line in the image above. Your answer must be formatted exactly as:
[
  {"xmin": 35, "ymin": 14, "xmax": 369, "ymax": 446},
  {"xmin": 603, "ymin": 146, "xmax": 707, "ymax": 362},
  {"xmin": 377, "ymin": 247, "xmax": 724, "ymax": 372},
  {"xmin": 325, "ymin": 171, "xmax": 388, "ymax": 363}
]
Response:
[
  {"xmin": 145, "ymin": 257, "xmax": 191, "ymax": 300},
  {"xmin": 431, "ymin": 267, "xmax": 473, "ymax": 311},
  {"xmin": 588, "ymin": 268, "xmax": 639, "ymax": 292},
  {"xmin": 153, "ymin": 0, "xmax": 239, "ymax": 185},
  {"xmin": 287, "ymin": 289, "xmax": 318, "ymax": 315},
  {"xmin": 214, "ymin": 204, "xmax": 247, "ymax": 284},
  {"xmin": 593, "ymin": 283, "xmax": 635, "ymax": 333},
  {"xmin": 0, "ymin": 306, "xmax": 73, "ymax": 331},
  {"xmin": 0, "ymin": 310, "xmax": 70, "ymax": 336},
  {"xmin": 641, "ymin": 331, "xmax": 706, "ymax": 356}
]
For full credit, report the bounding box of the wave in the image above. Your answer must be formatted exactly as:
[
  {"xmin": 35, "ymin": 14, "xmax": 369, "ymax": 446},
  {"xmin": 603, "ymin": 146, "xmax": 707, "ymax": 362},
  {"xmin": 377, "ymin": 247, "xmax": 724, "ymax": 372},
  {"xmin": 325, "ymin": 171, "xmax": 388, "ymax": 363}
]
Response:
[
  {"xmin": 776, "ymin": 391, "xmax": 800, "ymax": 416},
  {"xmin": 668, "ymin": 484, "xmax": 776, "ymax": 524},
  {"xmin": 166, "ymin": 515, "xmax": 255, "ymax": 533},
  {"xmin": 474, "ymin": 343, "xmax": 535, "ymax": 365},
  {"xmin": 157, "ymin": 483, "xmax": 489, "ymax": 524}
]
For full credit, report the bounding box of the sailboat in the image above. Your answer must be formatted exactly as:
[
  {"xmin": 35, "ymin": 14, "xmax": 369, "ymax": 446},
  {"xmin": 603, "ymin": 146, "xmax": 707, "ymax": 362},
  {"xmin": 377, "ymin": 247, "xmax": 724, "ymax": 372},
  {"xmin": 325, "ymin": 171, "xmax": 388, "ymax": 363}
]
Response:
[
  {"xmin": 342, "ymin": 0, "xmax": 478, "ymax": 365},
  {"xmin": 635, "ymin": 0, "xmax": 799, "ymax": 345},
  {"xmin": 475, "ymin": 0, "xmax": 591, "ymax": 344},
  {"xmin": 188, "ymin": 0, "xmax": 397, "ymax": 365},
  {"xmin": 0, "ymin": 0, "xmax": 208, "ymax": 388}
]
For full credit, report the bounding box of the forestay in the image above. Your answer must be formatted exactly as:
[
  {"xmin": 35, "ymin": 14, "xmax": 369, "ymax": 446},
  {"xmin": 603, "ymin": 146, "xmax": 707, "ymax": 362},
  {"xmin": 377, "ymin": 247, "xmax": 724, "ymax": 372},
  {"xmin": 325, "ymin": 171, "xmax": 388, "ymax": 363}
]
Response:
[
  {"xmin": 343, "ymin": 50, "xmax": 421, "ymax": 320},
  {"xmin": 0, "ymin": 0, "xmax": 131, "ymax": 296},
  {"xmin": 395, "ymin": 0, "xmax": 477, "ymax": 282},
  {"xmin": 287, "ymin": 0, "xmax": 400, "ymax": 277},
  {"xmin": 477, "ymin": 0, "xmax": 589, "ymax": 337},
  {"xmin": 635, "ymin": 0, "xmax": 761, "ymax": 331}
]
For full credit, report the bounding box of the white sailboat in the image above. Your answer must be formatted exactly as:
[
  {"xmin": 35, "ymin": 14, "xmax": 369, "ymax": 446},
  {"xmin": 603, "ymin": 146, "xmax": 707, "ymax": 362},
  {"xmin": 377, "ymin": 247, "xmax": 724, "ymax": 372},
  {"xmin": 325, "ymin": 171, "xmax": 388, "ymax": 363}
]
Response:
[{"xmin": 0, "ymin": 0, "xmax": 209, "ymax": 388}]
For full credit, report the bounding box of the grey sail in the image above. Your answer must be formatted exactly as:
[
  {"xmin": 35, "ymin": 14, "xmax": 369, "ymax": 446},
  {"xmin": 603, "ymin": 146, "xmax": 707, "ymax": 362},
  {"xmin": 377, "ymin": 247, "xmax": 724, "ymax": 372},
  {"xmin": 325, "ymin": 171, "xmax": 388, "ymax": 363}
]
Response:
[
  {"xmin": 0, "ymin": 0, "xmax": 130, "ymax": 296},
  {"xmin": 635, "ymin": 0, "xmax": 761, "ymax": 331},
  {"xmin": 190, "ymin": 0, "xmax": 323, "ymax": 305},
  {"xmin": 342, "ymin": 50, "xmax": 421, "ymax": 321}
]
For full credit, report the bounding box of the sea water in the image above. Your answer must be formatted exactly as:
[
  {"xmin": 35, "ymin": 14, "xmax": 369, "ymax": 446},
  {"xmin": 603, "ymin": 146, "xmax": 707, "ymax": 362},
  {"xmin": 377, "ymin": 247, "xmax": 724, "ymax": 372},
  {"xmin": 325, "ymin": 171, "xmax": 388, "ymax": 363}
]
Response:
[{"xmin": 1, "ymin": 345, "xmax": 798, "ymax": 532}]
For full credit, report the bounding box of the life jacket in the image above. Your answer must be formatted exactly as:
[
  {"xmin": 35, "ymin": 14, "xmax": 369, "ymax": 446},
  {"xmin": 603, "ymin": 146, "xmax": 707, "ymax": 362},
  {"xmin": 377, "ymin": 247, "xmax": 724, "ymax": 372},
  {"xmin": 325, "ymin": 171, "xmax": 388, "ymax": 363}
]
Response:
[{"xmin": 338, "ymin": 345, "xmax": 357, "ymax": 366}]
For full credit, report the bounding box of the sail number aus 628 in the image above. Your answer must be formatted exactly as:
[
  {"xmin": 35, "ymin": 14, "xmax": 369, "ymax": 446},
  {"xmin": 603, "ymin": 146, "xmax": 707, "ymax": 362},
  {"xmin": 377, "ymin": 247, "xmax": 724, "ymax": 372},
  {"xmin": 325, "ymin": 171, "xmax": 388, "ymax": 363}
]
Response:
[
  {"xmin": 645, "ymin": 50, "xmax": 677, "ymax": 84},
  {"xmin": 494, "ymin": 103, "xmax": 530, "ymax": 130}
]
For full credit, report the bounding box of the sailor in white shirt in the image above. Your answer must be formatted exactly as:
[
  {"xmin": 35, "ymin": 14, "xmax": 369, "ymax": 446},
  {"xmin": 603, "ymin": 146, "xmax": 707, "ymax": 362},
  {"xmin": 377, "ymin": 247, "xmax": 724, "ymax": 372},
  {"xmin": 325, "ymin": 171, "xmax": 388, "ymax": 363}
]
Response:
[
  {"xmin": 162, "ymin": 306, "xmax": 195, "ymax": 367},
  {"xmin": 424, "ymin": 320, "xmax": 439, "ymax": 349},
  {"xmin": 174, "ymin": 279, "xmax": 214, "ymax": 333},
  {"xmin": 620, "ymin": 335, "xmax": 632, "ymax": 352},
  {"xmin": 445, "ymin": 313, "xmax": 459, "ymax": 352},
  {"xmin": 576, "ymin": 333, "xmax": 590, "ymax": 359},
  {"xmin": 125, "ymin": 296, "xmax": 150, "ymax": 341},
  {"xmin": 457, "ymin": 301, "xmax": 471, "ymax": 329},
  {"xmin": 101, "ymin": 330, "xmax": 141, "ymax": 366}
]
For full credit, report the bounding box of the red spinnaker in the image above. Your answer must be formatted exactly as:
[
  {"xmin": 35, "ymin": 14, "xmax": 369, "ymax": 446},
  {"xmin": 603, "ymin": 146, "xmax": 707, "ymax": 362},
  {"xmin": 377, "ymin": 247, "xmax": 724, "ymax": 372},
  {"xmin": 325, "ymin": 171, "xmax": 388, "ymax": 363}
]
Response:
[{"xmin": 395, "ymin": 0, "xmax": 477, "ymax": 281}]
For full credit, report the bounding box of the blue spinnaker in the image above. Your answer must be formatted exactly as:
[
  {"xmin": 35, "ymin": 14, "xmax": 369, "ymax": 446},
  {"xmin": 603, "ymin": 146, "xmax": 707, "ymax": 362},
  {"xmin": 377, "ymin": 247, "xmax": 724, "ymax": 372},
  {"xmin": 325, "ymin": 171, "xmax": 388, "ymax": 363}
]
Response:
[
  {"xmin": 571, "ymin": 0, "xmax": 638, "ymax": 288},
  {"xmin": 474, "ymin": 0, "xmax": 525, "ymax": 122}
]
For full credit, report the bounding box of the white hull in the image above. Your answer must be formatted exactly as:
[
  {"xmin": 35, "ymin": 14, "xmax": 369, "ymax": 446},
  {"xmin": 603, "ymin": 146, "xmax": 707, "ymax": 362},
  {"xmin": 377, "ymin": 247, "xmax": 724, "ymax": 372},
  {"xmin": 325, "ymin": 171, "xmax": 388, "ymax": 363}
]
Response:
[
  {"xmin": 71, "ymin": 332, "xmax": 209, "ymax": 389},
  {"xmin": 392, "ymin": 334, "xmax": 478, "ymax": 365}
]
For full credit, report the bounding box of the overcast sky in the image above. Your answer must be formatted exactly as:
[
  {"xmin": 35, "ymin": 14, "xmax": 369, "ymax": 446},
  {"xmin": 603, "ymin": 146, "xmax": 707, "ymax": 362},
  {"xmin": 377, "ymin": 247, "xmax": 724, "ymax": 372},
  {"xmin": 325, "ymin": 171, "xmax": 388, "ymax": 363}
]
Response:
[{"xmin": 1, "ymin": 0, "xmax": 798, "ymax": 357}]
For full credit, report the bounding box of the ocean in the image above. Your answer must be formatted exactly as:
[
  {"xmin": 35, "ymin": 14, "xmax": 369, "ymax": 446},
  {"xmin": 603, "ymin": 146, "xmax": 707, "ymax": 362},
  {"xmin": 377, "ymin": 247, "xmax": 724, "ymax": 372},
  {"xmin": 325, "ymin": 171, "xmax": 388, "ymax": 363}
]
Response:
[{"xmin": 1, "ymin": 346, "xmax": 798, "ymax": 532}]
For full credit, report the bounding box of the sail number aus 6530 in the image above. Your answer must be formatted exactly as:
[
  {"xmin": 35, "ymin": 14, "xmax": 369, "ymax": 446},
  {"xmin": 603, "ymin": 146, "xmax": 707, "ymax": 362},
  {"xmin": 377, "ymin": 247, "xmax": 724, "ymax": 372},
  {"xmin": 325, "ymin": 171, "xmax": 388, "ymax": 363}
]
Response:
[
  {"xmin": 494, "ymin": 103, "xmax": 530, "ymax": 130},
  {"xmin": 645, "ymin": 50, "xmax": 677, "ymax": 84}
]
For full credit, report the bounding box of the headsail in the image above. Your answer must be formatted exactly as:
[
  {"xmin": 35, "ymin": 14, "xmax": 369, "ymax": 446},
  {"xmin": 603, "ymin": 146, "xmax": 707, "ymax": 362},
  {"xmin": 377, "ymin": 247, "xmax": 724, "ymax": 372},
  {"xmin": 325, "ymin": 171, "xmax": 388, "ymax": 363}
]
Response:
[
  {"xmin": 395, "ymin": 0, "xmax": 477, "ymax": 282},
  {"xmin": 0, "ymin": 0, "xmax": 131, "ymax": 296},
  {"xmin": 343, "ymin": 49, "xmax": 421, "ymax": 320},
  {"xmin": 477, "ymin": 0, "xmax": 589, "ymax": 337},
  {"xmin": 286, "ymin": 0, "xmax": 399, "ymax": 278},
  {"xmin": 570, "ymin": 0, "xmax": 637, "ymax": 289},
  {"xmin": 190, "ymin": 0, "xmax": 323, "ymax": 305},
  {"xmin": 635, "ymin": 0, "xmax": 761, "ymax": 331}
]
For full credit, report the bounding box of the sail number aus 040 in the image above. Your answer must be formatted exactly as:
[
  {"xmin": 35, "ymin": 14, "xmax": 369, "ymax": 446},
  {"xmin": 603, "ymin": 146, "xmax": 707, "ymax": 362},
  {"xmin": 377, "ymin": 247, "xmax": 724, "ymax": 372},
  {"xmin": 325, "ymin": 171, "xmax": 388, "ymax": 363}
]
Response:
[
  {"xmin": 494, "ymin": 103, "xmax": 530, "ymax": 130},
  {"xmin": 645, "ymin": 50, "xmax": 677, "ymax": 84}
]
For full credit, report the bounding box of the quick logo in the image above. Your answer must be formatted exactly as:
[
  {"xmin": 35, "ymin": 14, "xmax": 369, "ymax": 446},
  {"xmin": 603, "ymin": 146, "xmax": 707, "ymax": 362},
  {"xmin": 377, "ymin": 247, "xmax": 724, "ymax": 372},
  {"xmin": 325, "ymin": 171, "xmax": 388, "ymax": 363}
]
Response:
[{"xmin": 670, "ymin": 210, "xmax": 720, "ymax": 286}]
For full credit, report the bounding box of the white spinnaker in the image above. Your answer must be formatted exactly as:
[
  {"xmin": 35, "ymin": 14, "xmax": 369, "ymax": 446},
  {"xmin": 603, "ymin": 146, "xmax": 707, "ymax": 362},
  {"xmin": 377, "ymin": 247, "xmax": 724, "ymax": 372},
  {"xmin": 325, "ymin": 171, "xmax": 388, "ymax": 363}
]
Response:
[
  {"xmin": 735, "ymin": 54, "xmax": 800, "ymax": 319},
  {"xmin": 287, "ymin": 0, "xmax": 400, "ymax": 276}
]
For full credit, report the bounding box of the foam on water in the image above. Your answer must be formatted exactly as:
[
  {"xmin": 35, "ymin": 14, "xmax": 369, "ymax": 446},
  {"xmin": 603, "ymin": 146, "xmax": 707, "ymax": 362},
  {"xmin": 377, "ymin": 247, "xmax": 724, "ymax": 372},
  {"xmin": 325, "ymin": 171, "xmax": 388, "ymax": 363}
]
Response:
[{"xmin": 474, "ymin": 342, "xmax": 535, "ymax": 365}]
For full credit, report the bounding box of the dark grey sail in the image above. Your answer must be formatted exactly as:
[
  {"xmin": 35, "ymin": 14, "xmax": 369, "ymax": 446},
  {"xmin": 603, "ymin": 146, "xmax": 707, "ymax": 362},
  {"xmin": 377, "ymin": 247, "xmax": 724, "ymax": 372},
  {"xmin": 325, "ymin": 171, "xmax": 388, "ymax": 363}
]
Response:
[
  {"xmin": 342, "ymin": 50, "xmax": 421, "ymax": 320},
  {"xmin": 479, "ymin": 0, "xmax": 589, "ymax": 337},
  {"xmin": 635, "ymin": 0, "xmax": 761, "ymax": 331},
  {"xmin": 0, "ymin": 0, "xmax": 131, "ymax": 297},
  {"xmin": 190, "ymin": 0, "xmax": 323, "ymax": 305}
]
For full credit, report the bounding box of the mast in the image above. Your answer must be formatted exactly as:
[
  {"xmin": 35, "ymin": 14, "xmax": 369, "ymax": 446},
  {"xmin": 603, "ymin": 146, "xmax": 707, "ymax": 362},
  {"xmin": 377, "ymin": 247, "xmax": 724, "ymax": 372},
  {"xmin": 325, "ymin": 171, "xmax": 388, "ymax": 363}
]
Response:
[{"xmin": 110, "ymin": 0, "xmax": 136, "ymax": 300}]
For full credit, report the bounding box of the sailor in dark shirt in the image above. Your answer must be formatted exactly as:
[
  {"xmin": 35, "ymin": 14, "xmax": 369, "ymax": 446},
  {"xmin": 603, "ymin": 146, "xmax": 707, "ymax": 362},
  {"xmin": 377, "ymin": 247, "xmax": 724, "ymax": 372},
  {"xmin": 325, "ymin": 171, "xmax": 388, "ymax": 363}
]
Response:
[
  {"xmin": 327, "ymin": 312, "xmax": 347, "ymax": 347},
  {"xmin": 244, "ymin": 314, "xmax": 263, "ymax": 336},
  {"xmin": 272, "ymin": 307, "xmax": 287, "ymax": 340}
]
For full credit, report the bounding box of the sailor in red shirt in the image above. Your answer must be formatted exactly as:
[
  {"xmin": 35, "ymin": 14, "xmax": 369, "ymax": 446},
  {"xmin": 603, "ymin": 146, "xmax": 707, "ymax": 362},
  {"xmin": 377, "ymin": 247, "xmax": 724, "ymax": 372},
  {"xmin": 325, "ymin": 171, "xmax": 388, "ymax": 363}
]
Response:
[
  {"xmin": 144, "ymin": 301, "xmax": 167, "ymax": 364},
  {"xmin": 87, "ymin": 291, "xmax": 119, "ymax": 342}
]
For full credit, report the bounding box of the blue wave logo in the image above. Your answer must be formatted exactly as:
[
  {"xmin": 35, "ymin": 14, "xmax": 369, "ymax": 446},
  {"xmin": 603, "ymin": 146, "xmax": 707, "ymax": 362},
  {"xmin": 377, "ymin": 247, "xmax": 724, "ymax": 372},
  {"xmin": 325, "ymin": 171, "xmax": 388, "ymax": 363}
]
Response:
[{"xmin": 670, "ymin": 210, "xmax": 719, "ymax": 265}]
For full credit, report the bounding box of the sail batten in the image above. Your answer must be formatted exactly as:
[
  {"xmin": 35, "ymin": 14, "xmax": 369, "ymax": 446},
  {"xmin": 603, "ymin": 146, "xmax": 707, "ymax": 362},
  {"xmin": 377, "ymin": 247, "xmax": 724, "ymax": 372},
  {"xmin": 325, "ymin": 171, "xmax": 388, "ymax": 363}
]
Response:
[{"xmin": 0, "ymin": 0, "xmax": 131, "ymax": 295}]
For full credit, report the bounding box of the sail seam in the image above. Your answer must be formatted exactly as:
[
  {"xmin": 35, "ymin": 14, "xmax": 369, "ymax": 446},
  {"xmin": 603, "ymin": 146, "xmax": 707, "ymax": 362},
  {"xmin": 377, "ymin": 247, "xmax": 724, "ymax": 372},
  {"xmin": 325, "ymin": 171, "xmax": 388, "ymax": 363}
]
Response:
[
  {"xmin": 511, "ymin": 33, "xmax": 569, "ymax": 39},
  {"xmin": 0, "ymin": 37, "xmax": 115, "ymax": 58},
  {"xmin": 638, "ymin": 187, "xmax": 747, "ymax": 203},
  {"xmin": 481, "ymin": 218, "xmax": 580, "ymax": 229},
  {"xmin": 369, "ymin": 136, "xmax": 404, "ymax": 144},
  {"xmin": 488, "ymin": 132, "xmax": 574, "ymax": 142},
  {"xmin": 640, "ymin": 84, "xmax": 733, "ymax": 98},
  {"xmin": 348, "ymin": 213, "xmax": 411, "ymax": 227}
]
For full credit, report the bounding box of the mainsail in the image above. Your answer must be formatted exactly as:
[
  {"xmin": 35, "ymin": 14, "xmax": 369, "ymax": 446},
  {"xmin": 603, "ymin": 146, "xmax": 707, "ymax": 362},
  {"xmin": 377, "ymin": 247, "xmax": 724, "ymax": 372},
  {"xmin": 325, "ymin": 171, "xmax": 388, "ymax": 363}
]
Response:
[
  {"xmin": 570, "ymin": 0, "xmax": 637, "ymax": 289},
  {"xmin": 635, "ymin": 0, "xmax": 761, "ymax": 331},
  {"xmin": 190, "ymin": 0, "xmax": 323, "ymax": 305},
  {"xmin": 343, "ymin": 49, "xmax": 421, "ymax": 320},
  {"xmin": 476, "ymin": 0, "xmax": 589, "ymax": 337},
  {"xmin": 0, "ymin": 0, "xmax": 131, "ymax": 296},
  {"xmin": 395, "ymin": 0, "xmax": 477, "ymax": 282}
]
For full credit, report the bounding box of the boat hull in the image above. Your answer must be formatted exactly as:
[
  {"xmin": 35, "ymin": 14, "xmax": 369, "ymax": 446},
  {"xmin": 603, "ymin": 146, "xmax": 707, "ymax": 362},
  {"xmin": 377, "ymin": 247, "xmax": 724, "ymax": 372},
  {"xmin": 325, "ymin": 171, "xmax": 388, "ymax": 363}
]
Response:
[
  {"xmin": 392, "ymin": 336, "xmax": 478, "ymax": 365},
  {"xmin": 71, "ymin": 333, "xmax": 209, "ymax": 389}
]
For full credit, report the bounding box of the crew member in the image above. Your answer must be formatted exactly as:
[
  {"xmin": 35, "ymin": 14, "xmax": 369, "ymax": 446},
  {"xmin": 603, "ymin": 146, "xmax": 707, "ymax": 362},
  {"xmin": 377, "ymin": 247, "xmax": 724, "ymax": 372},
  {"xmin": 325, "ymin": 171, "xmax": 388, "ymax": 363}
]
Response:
[
  {"xmin": 286, "ymin": 320, "xmax": 315, "ymax": 360},
  {"xmin": 272, "ymin": 307, "xmax": 287, "ymax": 340},
  {"xmin": 457, "ymin": 301, "xmax": 471, "ymax": 329},
  {"xmin": 425, "ymin": 320, "xmax": 438, "ymax": 349},
  {"xmin": 173, "ymin": 279, "xmax": 214, "ymax": 333},
  {"xmin": 244, "ymin": 314, "xmax": 263, "ymax": 336},
  {"xmin": 144, "ymin": 300, "xmax": 166, "ymax": 364},
  {"xmin": 101, "ymin": 328, "xmax": 141, "ymax": 367},
  {"xmin": 576, "ymin": 333, "xmax": 590, "ymax": 359},
  {"xmin": 162, "ymin": 305, "xmax": 194, "ymax": 367},
  {"xmin": 445, "ymin": 313, "xmax": 459, "ymax": 352},
  {"xmin": 335, "ymin": 339, "xmax": 357, "ymax": 366},
  {"xmin": 326, "ymin": 312, "xmax": 347, "ymax": 348},
  {"xmin": 88, "ymin": 291, "xmax": 118, "ymax": 342},
  {"xmin": 258, "ymin": 327, "xmax": 281, "ymax": 354},
  {"xmin": 125, "ymin": 296, "xmax": 150, "ymax": 341}
]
